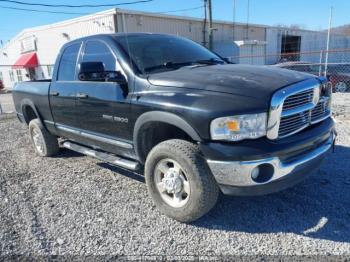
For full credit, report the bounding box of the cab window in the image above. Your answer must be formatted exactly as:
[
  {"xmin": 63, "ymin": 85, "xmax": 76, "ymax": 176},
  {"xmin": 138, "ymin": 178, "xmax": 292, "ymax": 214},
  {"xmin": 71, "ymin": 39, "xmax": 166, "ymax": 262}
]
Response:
[
  {"xmin": 57, "ymin": 43, "xmax": 81, "ymax": 81},
  {"xmin": 82, "ymin": 41, "xmax": 118, "ymax": 71}
]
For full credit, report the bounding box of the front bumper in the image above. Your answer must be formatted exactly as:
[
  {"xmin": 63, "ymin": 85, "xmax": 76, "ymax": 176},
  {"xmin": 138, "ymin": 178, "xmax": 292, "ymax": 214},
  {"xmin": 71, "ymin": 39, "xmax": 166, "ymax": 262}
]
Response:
[{"xmin": 205, "ymin": 118, "xmax": 336, "ymax": 196}]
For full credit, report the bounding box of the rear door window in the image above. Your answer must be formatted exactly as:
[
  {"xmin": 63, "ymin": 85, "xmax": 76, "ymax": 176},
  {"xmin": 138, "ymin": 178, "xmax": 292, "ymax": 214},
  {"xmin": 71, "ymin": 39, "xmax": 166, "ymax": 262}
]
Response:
[{"xmin": 57, "ymin": 43, "xmax": 81, "ymax": 81}]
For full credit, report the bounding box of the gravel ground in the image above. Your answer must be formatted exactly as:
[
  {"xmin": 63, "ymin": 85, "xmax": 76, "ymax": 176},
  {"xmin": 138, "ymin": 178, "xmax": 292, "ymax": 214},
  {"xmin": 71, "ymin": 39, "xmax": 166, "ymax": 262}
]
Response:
[
  {"xmin": 0, "ymin": 94, "xmax": 349, "ymax": 258},
  {"xmin": 0, "ymin": 93, "xmax": 15, "ymax": 113}
]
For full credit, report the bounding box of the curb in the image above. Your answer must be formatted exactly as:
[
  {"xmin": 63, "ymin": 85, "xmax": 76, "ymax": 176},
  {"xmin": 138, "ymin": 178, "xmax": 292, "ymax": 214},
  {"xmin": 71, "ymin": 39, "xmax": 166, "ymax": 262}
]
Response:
[{"xmin": 0, "ymin": 113, "xmax": 16, "ymax": 121}]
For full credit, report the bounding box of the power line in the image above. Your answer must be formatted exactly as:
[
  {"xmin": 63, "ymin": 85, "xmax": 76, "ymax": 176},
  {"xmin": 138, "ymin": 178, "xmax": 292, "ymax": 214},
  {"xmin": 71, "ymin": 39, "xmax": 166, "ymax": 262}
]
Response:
[
  {"xmin": 0, "ymin": 3, "xmax": 204, "ymax": 16},
  {"xmin": 154, "ymin": 5, "xmax": 204, "ymax": 14},
  {"xmin": 0, "ymin": 0, "xmax": 153, "ymax": 8},
  {"xmin": 0, "ymin": 3, "xmax": 206, "ymax": 41},
  {"xmin": 0, "ymin": 4, "xmax": 87, "ymax": 14}
]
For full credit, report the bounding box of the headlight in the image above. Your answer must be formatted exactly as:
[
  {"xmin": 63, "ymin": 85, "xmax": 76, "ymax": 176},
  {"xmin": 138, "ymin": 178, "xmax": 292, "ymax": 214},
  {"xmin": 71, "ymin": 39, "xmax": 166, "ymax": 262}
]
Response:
[
  {"xmin": 210, "ymin": 113, "xmax": 267, "ymax": 141},
  {"xmin": 321, "ymin": 81, "xmax": 332, "ymax": 111}
]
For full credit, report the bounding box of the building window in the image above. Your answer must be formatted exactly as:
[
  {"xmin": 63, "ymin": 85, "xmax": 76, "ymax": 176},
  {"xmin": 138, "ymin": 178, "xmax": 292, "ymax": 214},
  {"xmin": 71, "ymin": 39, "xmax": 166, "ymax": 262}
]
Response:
[
  {"xmin": 9, "ymin": 71, "xmax": 15, "ymax": 82},
  {"xmin": 47, "ymin": 65, "xmax": 53, "ymax": 77},
  {"xmin": 20, "ymin": 36, "xmax": 37, "ymax": 53},
  {"xmin": 16, "ymin": 69, "xmax": 23, "ymax": 82}
]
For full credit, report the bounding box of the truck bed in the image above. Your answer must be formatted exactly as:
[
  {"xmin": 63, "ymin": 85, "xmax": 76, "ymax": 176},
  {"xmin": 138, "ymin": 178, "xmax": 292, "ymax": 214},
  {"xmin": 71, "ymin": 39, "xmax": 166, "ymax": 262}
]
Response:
[{"xmin": 12, "ymin": 80, "xmax": 52, "ymax": 123}]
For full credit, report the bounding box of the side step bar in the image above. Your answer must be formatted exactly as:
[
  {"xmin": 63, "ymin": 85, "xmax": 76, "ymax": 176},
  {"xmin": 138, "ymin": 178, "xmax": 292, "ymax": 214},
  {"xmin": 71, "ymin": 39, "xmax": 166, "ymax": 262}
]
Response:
[{"xmin": 62, "ymin": 141, "xmax": 140, "ymax": 171}]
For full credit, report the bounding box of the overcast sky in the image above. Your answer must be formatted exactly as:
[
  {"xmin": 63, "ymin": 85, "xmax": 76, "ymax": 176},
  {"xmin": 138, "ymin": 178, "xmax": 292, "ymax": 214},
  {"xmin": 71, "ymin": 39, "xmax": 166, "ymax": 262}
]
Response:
[{"xmin": 0, "ymin": 0, "xmax": 348, "ymax": 43}]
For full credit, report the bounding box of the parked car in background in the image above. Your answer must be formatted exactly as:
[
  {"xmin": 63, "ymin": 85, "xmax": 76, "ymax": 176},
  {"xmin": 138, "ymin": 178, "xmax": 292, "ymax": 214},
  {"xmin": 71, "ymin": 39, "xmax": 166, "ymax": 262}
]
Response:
[
  {"xmin": 274, "ymin": 62, "xmax": 350, "ymax": 92},
  {"xmin": 327, "ymin": 64, "xmax": 350, "ymax": 93},
  {"xmin": 274, "ymin": 61, "xmax": 321, "ymax": 75}
]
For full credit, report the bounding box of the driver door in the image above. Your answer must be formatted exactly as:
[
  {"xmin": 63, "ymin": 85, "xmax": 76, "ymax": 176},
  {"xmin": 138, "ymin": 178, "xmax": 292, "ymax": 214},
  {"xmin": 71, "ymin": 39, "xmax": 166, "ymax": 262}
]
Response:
[{"xmin": 75, "ymin": 40, "xmax": 130, "ymax": 143}]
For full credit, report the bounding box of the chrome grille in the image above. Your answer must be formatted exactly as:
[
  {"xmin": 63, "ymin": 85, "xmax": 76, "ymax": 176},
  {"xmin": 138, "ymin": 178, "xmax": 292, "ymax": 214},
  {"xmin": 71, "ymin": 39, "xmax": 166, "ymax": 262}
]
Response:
[
  {"xmin": 282, "ymin": 89, "xmax": 314, "ymax": 111},
  {"xmin": 278, "ymin": 111, "xmax": 309, "ymax": 137},
  {"xmin": 311, "ymin": 97, "xmax": 331, "ymax": 123},
  {"xmin": 278, "ymin": 89, "xmax": 330, "ymax": 138},
  {"xmin": 267, "ymin": 78, "xmax": 331, "ymax": 140}
]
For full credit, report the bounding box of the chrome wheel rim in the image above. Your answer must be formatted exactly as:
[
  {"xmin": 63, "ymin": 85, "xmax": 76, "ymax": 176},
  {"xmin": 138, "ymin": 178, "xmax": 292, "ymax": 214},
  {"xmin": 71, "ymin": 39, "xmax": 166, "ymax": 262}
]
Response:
[
  {"xmin": 154, "ymin": 158, "xmax": 190, "ymax": 208},
  {"xmin": 335, "ymin": 82, "xmax": 347, "ymax": 92},
  {"xmin": 32, "ymin": 127, "xmax": 44, "ymax": 154}
]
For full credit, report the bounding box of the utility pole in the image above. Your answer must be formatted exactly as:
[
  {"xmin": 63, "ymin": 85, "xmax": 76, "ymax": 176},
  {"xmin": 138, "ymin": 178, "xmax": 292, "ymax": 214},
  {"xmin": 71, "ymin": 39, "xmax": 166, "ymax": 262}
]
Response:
[
  {"xmin": 208, "ymin": 0, "xmax": 213, "ymax": 50},
  {"xmin": 324, "ymin": 6, "xmax": 333, "ymax": 77},
  {"xmin": 202, "ymin": 0, "xmax": 207, "ymax": 47},
  {"xmin": 232, "ymin": 0, "xmax": 236, "ymax": 41},
  {"xmin": 246, "ymin": 0, "xmax": 250, "ymax": 40}
]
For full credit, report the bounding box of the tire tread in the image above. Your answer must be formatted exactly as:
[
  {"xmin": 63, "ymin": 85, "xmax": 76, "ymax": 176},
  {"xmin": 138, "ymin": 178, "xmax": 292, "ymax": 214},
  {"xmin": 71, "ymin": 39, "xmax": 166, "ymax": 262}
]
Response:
[
  {"xmin": 29, "ymin": 119, "xmax": 59, "ymax": 157},
  {"xmin": 145, "ymin": 139, "xmax": 219, "ymax": 222}
]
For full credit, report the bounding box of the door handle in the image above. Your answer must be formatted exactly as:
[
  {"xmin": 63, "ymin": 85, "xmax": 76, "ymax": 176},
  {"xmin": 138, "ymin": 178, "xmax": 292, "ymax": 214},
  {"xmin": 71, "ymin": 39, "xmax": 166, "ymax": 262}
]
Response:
[
  {"xmin": 77, "ymin": 93, "xmax": 88, "ymax": 99},
  {"xmin": 50, "ymin": 91, "xmax": 59, "ymax": 96}
]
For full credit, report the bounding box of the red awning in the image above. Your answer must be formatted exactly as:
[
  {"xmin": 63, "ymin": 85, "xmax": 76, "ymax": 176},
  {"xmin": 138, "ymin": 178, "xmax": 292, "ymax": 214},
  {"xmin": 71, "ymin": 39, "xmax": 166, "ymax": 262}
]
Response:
[{"xmin": 12, "ymin": 52, "xmax": 38, "ymax": 69}]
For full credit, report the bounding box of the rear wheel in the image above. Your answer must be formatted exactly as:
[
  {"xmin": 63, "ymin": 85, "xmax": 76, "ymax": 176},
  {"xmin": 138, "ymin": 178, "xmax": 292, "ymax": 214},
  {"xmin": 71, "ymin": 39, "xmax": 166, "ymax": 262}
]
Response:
[
  {"xmin": 145, "ymin": 139, "xmax": 219, "ymax": 222},
  {"xmin": 29, "ymin": 119, "xmax": 59, "ymax": 157}
]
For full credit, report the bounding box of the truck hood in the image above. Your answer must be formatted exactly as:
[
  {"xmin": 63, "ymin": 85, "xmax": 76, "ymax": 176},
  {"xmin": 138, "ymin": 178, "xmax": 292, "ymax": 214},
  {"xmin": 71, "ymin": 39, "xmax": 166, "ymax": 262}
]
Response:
[{"xmin": 147, "ymin": 64, "xmax": 314, "ymax": 101}]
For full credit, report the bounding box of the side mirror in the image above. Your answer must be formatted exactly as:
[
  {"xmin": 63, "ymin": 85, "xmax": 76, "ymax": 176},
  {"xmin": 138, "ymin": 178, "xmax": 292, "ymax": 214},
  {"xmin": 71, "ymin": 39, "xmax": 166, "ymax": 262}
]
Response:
[
  {"xmin": 78, "ymin": 61, "xmax": 105, "ymax": 81},
  {"xmin": 78, "ymin": 61, "xmax": 127, "ymax": 84},
  {"xmin": 105, "ymin": 71, "xmax": 127, "ymax": 84},
  {"xmin": 80, "ymin": 61, "xmax": 104, "ymax": 74}
]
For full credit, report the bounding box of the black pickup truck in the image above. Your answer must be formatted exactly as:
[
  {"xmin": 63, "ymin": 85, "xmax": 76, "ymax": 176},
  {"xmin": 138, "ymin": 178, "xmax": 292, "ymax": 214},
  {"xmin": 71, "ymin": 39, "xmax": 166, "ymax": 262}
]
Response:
[{"xmin": 13, "ymin": 33, "xmax": 335, "ymax": 222}]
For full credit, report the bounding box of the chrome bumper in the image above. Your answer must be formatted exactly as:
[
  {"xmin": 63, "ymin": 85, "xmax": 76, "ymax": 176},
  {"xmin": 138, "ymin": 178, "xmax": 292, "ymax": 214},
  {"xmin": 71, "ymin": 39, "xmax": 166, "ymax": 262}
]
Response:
[{"xmin": 207, "ymin": 132, "xmax": 335, "ymax": 188}]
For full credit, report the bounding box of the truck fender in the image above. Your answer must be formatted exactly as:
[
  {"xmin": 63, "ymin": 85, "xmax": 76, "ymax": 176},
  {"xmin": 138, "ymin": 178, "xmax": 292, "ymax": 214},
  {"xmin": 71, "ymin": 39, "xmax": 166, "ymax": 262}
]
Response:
[
  {"xmin": 133, "ymin": 111, "xmax": 202, "ymax": 161},
  {"xmin": 20, "ymin": 99, "xmax": 45, "ymax": 126}
]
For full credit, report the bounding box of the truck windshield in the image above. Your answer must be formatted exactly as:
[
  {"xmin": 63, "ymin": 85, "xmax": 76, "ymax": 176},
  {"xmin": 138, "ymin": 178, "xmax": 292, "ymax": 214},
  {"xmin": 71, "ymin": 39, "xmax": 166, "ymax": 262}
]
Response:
[{"xmin": 114, "ymin": 34, "xmax": 224, "ymax": 74}]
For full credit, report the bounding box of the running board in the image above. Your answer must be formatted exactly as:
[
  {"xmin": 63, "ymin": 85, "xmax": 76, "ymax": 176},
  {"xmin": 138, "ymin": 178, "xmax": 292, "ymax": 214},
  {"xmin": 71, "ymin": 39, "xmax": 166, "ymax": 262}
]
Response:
[{"xmin": 62, "ymin": 141, "xmax": 140, "ymax": 171}]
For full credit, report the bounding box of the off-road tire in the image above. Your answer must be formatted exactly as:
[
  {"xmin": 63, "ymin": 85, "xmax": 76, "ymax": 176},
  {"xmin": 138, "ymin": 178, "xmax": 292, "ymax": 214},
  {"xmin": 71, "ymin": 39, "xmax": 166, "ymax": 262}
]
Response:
[
  {"xmin": 28, "ymin": 119, "xmax": 59, "ymax": 157},
  {"xmin": 145, "ymin": 139, "xmax": 219, "ymax": 222}
]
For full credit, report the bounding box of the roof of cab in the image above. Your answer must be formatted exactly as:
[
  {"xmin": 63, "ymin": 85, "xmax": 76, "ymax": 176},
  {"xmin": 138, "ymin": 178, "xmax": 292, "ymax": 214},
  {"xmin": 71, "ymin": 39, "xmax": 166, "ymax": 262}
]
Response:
[
  {"xmin": 61, "ymin": 33, "xmax": 182, "ymax": 50},
  {"xmin": 68, "ymin": 33, "xmax": 173, "ymax": 43}
]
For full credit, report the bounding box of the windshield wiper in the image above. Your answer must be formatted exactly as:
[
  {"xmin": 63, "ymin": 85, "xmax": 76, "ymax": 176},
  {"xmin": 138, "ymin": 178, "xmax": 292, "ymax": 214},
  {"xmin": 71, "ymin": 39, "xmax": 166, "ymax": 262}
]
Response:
[
  {"xmin": 144, "ymin": 61, "xmax": 193, "ymax": 73},
  {"xmin": 143, "ymin": 58, "xmax": 224, "ymax": 73},
  {"xmin": 194, "ymin": 58, "xmax": 225, "ymax": 65}
]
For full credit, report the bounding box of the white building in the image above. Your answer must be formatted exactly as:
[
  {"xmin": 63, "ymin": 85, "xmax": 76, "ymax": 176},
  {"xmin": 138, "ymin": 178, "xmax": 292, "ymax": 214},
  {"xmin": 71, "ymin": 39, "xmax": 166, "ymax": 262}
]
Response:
[
  {"xmin": 1, "ymin": 8, "xmax": 349, "ymax": 90},
  {"xmin": 0, "ymin": 9, "xmax": 116, "ymax": 89}
]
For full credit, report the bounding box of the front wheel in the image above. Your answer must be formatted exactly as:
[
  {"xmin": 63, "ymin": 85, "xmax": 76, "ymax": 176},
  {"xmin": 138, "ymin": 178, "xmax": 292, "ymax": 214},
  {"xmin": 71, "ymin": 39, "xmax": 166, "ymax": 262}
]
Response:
[{"xmin": 145, "ymin": 139, "xmax": 219, "ymax": 222}]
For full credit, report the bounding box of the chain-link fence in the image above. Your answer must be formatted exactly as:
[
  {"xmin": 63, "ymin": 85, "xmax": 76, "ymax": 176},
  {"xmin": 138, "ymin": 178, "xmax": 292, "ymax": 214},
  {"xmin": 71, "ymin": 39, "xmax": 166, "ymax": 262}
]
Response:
[
  {"xmin": 274, "ymin": 62, "xmax": 350, "ymax": 92},
  {"xmin": 228, "ymin": 48, "xmax": 350, "ymax": 92}
]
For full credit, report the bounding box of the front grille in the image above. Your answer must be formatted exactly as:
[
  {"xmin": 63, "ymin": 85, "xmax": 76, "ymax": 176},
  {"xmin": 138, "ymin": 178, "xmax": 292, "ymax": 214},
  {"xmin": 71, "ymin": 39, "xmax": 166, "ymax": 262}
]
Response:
[
  {"xmin": 311, "ymin": 98, "xmax": 331, "ymax": 123},
  {"xmin": 282, "ymin": 89, "xmax": 314, "ymax": 111},
  {"xmin": 279, "ymin": 111, "xmax": 309, "ymax": 137},
  {"xmin": 276, "ymin": 84, "xmax": 331, "ymax": 138}
]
